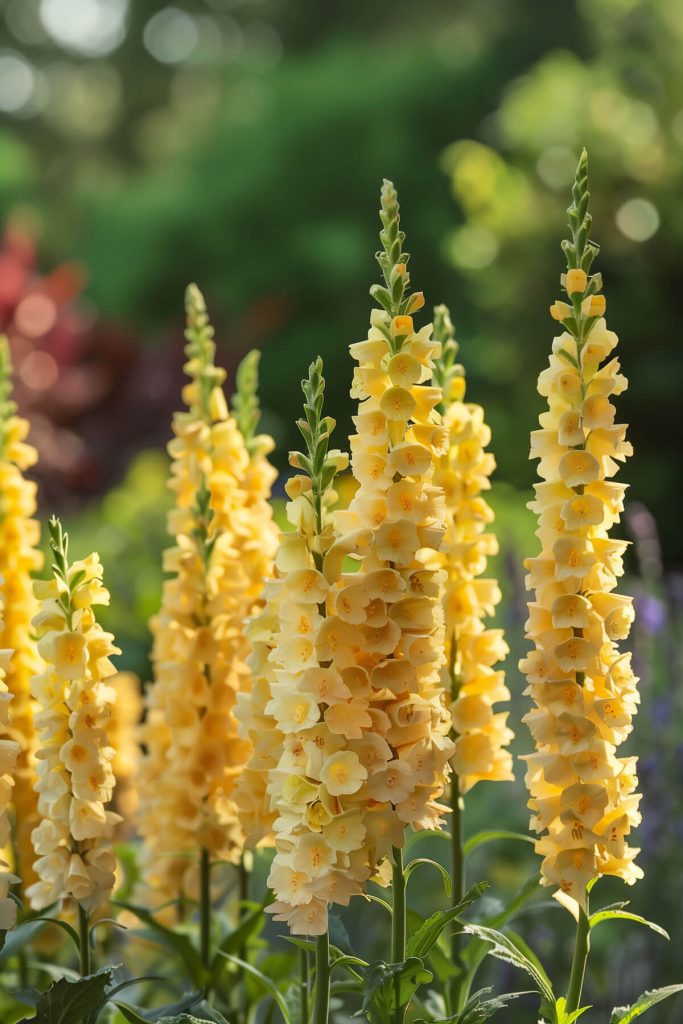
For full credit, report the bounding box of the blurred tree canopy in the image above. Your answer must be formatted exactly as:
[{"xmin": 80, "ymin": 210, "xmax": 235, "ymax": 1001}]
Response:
[{"xmin": 0, "ymin": 0, "xmax": 681, "ymax": 563}]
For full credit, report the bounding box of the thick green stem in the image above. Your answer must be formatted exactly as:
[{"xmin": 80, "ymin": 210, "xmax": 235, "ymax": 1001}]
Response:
[
  {"xmin": 78, "ymin": 904, "xmax": 91, "ymax": 977},
  {"xmin": 200, "ymin": 847, "xmax": 212, "ymax": 970},
  {"xmin": 300, "ymin": 947, "xmax": 310, "ymax": 1024},
  {"xmin": 313, "ymin": 932, "xmax": 330, "ymax": 1024},
  {"xmin": 391, "ymin": 845, "xmax": 407, "ymax": 1024},
  {"xmin": 448, "ymin": 778, "xmax": 466, "ymax": 1013},
  {"xmin": 565, "ymin": 901, "xmax": 590, "ymax": 1014}
]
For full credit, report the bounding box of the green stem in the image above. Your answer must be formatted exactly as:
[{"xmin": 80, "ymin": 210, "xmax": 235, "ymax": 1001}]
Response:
[
  {"xmin": 565, "ymin": 900, "xmax": 590, "ymax": 1014},
  {"xmin": 313, "ymin": 932, "xmax": 330, "ymax": 1024},
  {"xmin": 300, "ymin": 947, "xmax": 310, "ymax": 1024},
  {"xmin": 78, "ymin": 904, "xmax": 91, "ymax": 977},
  {"xmin": 391, "ymin": 845, "xmax": 407, "ymax": 1024},
  {"xmin": 200, "ymin": 847, "xmax": 212, "ymax": 970},
  {"xmin": 449, "ymin": 777, "xmax": 465, "ymax": 1012}
]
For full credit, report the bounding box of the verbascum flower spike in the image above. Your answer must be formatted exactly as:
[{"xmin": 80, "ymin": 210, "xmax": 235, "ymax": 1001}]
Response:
[
  {"xmin": 326, "ymin": 182, "xmax": 452, "ymax": 874},
  {"xmin": 137, "ymin": 285, "xmax": 278, "ymax": 902},
  {"xmin": 521, "ymin": 150, "xmax": 640, "ymax": 911},
  {"xmin": 239, "ymin": 358, "xmax": 353, "ymax": 936},
  {"xmin": 0, "ymin": 637, "xmax": 19, "ymax": 930},
  {"xmin": 108, "ymin": 672, "xmax": 142, "ymax": 826},
  {"xmin": 27, "ymin": 517, "xmax": 120, "ymax": 915},
  {"xmin": 0, "ymin": 336, "xmax": 44, "ymax": 891},
  {"xmin": 432, "ymin": 308, "xmax": 513, "ymax": 795}
]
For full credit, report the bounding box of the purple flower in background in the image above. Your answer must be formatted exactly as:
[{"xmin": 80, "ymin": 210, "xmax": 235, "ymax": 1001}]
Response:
[{"xmin": 635, "ymin": 593, "xmax": 666, "ymax": 635}]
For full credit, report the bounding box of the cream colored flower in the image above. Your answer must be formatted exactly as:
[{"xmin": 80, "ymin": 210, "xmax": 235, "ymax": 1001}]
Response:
[{"xmin": 521, "ymin": 156, "xmax": 641, "ymax": 909}]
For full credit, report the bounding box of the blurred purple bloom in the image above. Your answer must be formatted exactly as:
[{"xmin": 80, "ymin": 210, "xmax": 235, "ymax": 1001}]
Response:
[{"xmin": 635, "ymin": 593, "xmax": 666, "ymax": 635}]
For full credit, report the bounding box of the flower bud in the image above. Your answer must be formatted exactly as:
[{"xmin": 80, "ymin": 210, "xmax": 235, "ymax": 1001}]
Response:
[{"xmin": 565, "ymin": 268, "xmax": 587, "ymax": 294}]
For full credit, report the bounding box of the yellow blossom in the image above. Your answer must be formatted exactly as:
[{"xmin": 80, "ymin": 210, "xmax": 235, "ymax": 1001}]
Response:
[
  {"xmin": 521, "ymin": 153, "xmax": 641, "ymax": 911},
  {"xmin": 26, "ymin": 520, "xmax": 120, "ymax": 914},
  {"xmin": 137, "ymin": 287, "xmax": 278, "ymax": 902},
  {"xmin": 432, "ymin": 306, "xmax": 513, "ymax": 795},
  {"xmin": 0, "ymin": 338, "xmax": 45, "ymax": 894}
]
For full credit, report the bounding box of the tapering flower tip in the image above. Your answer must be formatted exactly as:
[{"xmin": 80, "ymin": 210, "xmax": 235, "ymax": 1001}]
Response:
[
  {"xmin": 138, "ymin": 288, "xmax": 278, "ymax": 901},
  {"xmin": 0, "ymin": 338, "xmax": 43, "ymax": 892},
  {"xmin": 231, "ymin": 349, "xmax": 261, "ymax": 444},
  {"xmin": 182, "ymin": 283, "xmax": 226, "ymax": 419},
  {"xmin": 27, "ymin": 519, "xmax": 121, "ymax": 913},
  {"xmin": 0, "ymin": 638, "xmax": 20, "ymax": 930},
  {"xmin": 432, "ymin": 305, "xmax": 464, "ymax": 408},
  {"xmin": 432, "ymin": 305, "xmax": 512, "ymax": 794},
  {"xmin": 371, "ymin": 180, "xmax": 424, "ymax": 324},
  {"xmin": 522, "ymin": 162, "xmax": 638, "ymax": 910}
]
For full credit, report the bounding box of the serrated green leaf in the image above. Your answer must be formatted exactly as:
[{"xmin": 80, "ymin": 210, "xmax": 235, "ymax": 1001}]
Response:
[
  {"xmin": 407, "ymin": 883, "xmax": 487, "ymax": 960},
  {"xmin": 610, "ymin": 985, "xmax": 683, "ymax": 1023},
  {"xmin": 463, "ymin": 831, "xmax": 535, "ymax": 857},
  {"xmin": 589, "ymin": 910, "xmax": 669, "ymax": 940},
  {"xmin": 462, "ymin": 925, "xmax": 555, "ymax": 1014},
  {"xmin": 457, "ymin": 986, "xmax": 534, "ymax": 1023},
  {"xmin": 357, "ymin": 958, "xmax": 432, "ymax": 1022},
  {"xmin": 18, "ymin": 967, "xmax": 113, "ymax": 1024}
]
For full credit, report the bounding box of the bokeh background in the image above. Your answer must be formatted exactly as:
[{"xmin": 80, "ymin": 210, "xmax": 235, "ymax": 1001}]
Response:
[{"xmin": 1, "ymin": 0, "xmax": 682, "ymax": 1019}]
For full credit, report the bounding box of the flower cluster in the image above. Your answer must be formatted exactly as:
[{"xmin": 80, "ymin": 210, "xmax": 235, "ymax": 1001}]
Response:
[
  {"xmin": 431, "ymin": 308, "xmax": 513, "ymax": 794},
  {"xmin": 0, "ymin": 338, "xmax": 44, "ymax": 890},
  {"xmin": 138, "ymin": 286, "xmax": 278, "ymax": 900},
  {"xmin": 0, "ymin": 637, "xmax": 18, "ymax": 930},
  {"xmin": 521, "ymin": 153, "xmax": 640, "ymax": 907},
  {"xmin": 27, "ymin": 520, "xmax": 120, "ymax": 913},
  {"xmin": 108, "ymin": 672, "xmax": 142, "ymax": 826},
  {"xmin": 242, "ymin": 183, "xmax": 453, "ymax": 936}
]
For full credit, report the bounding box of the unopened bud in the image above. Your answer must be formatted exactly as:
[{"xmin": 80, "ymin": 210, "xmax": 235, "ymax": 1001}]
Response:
[
  {"xmin": 581, "ymin": 294, "xmax": 606, "ymax": 318},
  {"xmin": 406, "ymin": 292, "xmax": 425, "ymax": 313},
  {"xmin": 391, "ymin": 315, "xmax": 414, "ymax": 338},
  {"xmin": 565, "ymin": 269, "xmax": 587, "ymax": 295},
  {"xmin": 550, "ymin": 301, "xmax": 572, "ymax": 322}
]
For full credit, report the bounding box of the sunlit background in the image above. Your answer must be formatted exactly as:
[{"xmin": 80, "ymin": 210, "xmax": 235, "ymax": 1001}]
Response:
[{"xmin": 1, "ymin": 0, "xmax": 682, "ymax": 1019}]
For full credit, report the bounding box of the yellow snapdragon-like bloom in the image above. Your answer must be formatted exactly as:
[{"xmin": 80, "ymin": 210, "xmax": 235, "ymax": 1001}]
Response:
[
  {"xmin": 247, "ymin": 184, "xmax": 453, "ymax": 936},
  {"xmin": 0, "ymin": 337, "xmax": 44, "ymax": 892},
  {"xmin": 108, "ymin": 672, "xmax": 142, "ymax": 826},
  {"xmin": 432, "ymin": 308, "xmax": 513, "ymax": 794},
  {"xmin": 521, "ymin": 153, "xmax": 640, "ymax": 909},
  {"xmin": 27, "ymin": 526, "xmax": 120, "ymax": 913},
  {"xmin": 1, "ymin": 639, "xmax": 19, "ymax": 929},
  {"xmin": 138, "ymin": 286, "xmax": 278, "ymax": 900}
]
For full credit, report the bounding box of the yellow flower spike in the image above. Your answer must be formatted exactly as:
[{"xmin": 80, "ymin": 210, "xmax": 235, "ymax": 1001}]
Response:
[
  {"xmin": 137, "ymin": 287, "xmax": 278, "ymax": 906},
  {"xmin": 26, "ymin": 518, "xmax": 120, "ymax": 917},
  {"xmin": 432, "ymin": 307, "xmax": 513, "ymax": 797},
  {"xmin": 522, "ymin": 152, "xmax": 641, "ymax": 924},
  {"xmin": 0, "ymin": 636, "xmax": 19, "ymax": 930},
  {"xmin": 0, "ymin": 336, "xmax": 44, "ymax": 894}
]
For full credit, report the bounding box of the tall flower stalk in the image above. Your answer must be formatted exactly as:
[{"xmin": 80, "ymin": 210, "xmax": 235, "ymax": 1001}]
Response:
[
  {"xmin": 27, "ymin": 518, "xmax": 120, "ymax": 974},
  {"xmin": 432, "ymin": 307, "xmax": 513, "ymax": 1003},
  {"xmin": 137, "ymin": 285, "xmax": 278, "ymax": 966},
  {"xmin": 0, "ymin": 337, "xmax": 44, "ymax": 893},
  {"xmin": 521, "ymin": 151, "xmax": 639, "ymax": 1012},
  {"xmin": 0, "ymin": 635, "xmax": 18, "ymax": 932}
]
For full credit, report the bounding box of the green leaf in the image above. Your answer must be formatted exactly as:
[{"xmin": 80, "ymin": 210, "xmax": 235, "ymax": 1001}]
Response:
[
  {"xmin": 221, "ymin": 954, "xmax": 292, "ymax": 1024},
  {"xmin": 209, "ymin": 904, "xmax": 265, "ymax": 982},
  {"xmin": 113, "ymin": 901, "xmax": 204, "ymax": 987},
  {"xmin": 610, "ymin": 985, "xmax": 683, "ymax": 1023},
  {"xmin": 589, "ymin": 910, "xmax": 669, "ymax": 940},
  {"xmin": 405, "ymin": 858, "xmax": 452, "ymax": 898},
  {"xmin": 457, "ymin": 986, "xmax": 535, "ymax": 1023},
  {"xmin": 463, "ymin": 831, "xmax": 535, "ymax": 857},
  {"xmin": 18, "ymin": 967, "xmax": 113, "ymax": 1024},
  {"xmin": 0, "ymin": 920, "xmax": 47, "ymax": 961},
  {"xmin": 404, "ymin": 829, "xmax": 450, "ymax": 853},
  {"xmin": 555, "ymin": 995, "xmax": 591, "ymax": 1023},
  {"xmin": 461, "ymin": 925, "xmax": 555, "ymax": 1012},
  {"xmin": 407, "ymin": 883, "xmax": 487, "ymax": 959},
  {"xmin": 357, "ymin": 958, "xmax": 432, "ymax": 1023}
]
